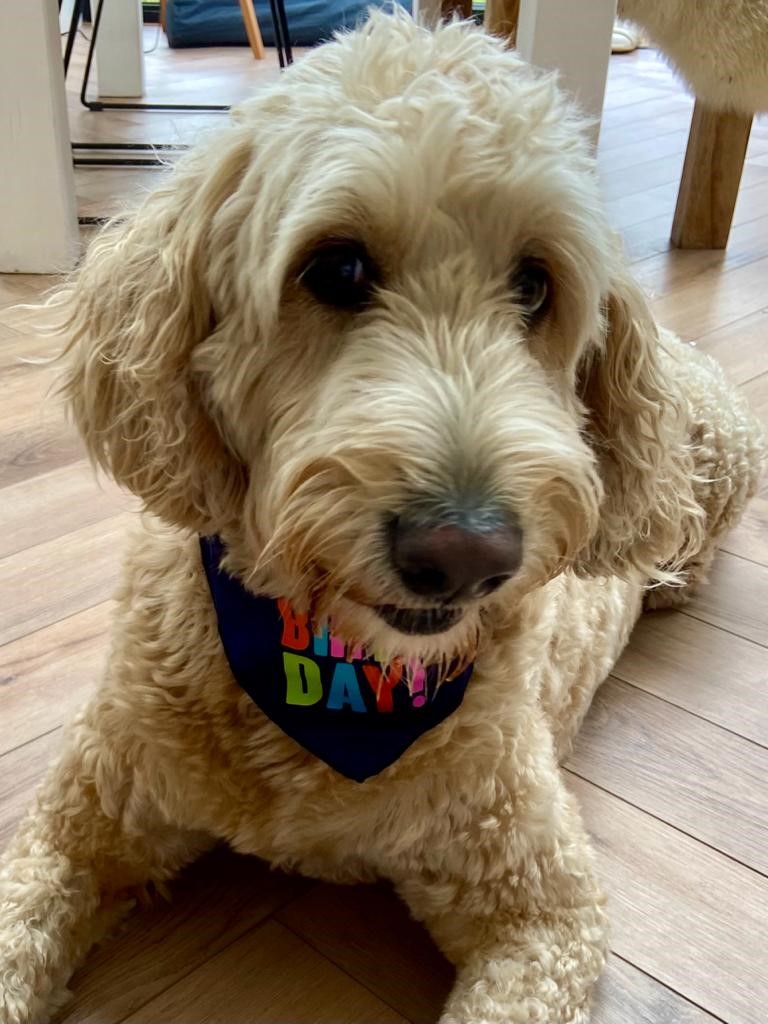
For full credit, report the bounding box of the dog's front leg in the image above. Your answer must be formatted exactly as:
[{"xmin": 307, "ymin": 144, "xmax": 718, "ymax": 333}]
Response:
[
  {"xmin": 0, "ymin": 714, "xmax": 209, "ymax": 1024},
  {"xmin": 396, "ymin": 746, "xmax": 607, "ymax": 1023}
]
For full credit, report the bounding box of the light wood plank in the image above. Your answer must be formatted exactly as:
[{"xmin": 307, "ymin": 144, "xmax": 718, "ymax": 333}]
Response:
[
  {"xmin": 0, "ymin": 275, "xmax": 60, "ymax": 308},
  {"xmin": 599, "ymin": 92, "xmax": 691, "ymax": 133},
  {"xmin": 0, "ymin": 324, "xmax": 84, "ymax": 487},
  {"xmin": 616, "ymin": 611, "xmax": 768, "ymax": 744},
  {"xmin": 74, "ymin": 165, "xmax": 165, "ymax": 221},
  {"xmin": 0, "ymin": 515, "xmax": 129, "ymax": 647},
  {"xmin": 0, "ymin": 730, "xmax": 62, "ymax": 846},
  {"xmin": 604, "ymin": 180, "xmax": 681, "ymax": 231},
  {"xmin": 568, "ymin": 678, "xmax": 768, "ymax": 873},
  {"xmin": 621, "ymin": 216, "xmax": 687, "ymax": 264},
  {"xmin": 0, "ymin": 418, "xmax": 85, "ymax": 489},
  {"xmin": 599, "ymin": 108, "xmax": 697, "ymax": 153},
  {"xmin": 651, "ymin": 254, "xmax": 768, "ymax": 340},
  {"xmin": 692, "ymin": 305, "xmax": 768, "ymax": 385},
  {"xmin": 0, "ymin": 602, "xmax": 111, "ymax": 756},
  {"xmin": 60, "ymin": 849, "xmax": 309, "ymax": 1024},
  {"xmin": 277, "ymin": 882, "xmax": 454, "ymax": 1024},
  {"xmin": 0, "ymin": 296, "xmax": 68, "ymax": 335},
  {"xmin": 568, "ymin": 775, "xmax": 768, "ymax": 1024},
  {"xmin": 0, "ymin": 361, "xmax": 63, "ymax": 431},
  {"xmin": 120, "ymin": 918, "xmax": 409, "ymax": 1024},
  {"xmin": 631, "ymin": 219, "xmax": 768, "ymax": 304},
  {"xmin": 592, "ymin": 956, "xmax": 720, "ymax": 1024},
  {"xmin": 622, "ymin": 179, "xmax": 768, "ymax": 263},
  {"xmin": 743, "ymin": 369, "xmax": 767, "ymax": 503},
  {"xmin": 600, "ymin": 152, "xmax": 687, "ymax": 204},
  {"xmin": 0, "ymin": 324, "xmax": 64, "ymax": 375},
  {"xmin": 598, "ymin": 128, "xmax": 689, "ymax": 176},
  {"xmin": 719, "ymin": 495, "xmax": 768, "ymax": 567},
  {"xmin": 0, "ymin": 461, "xmax": 132, "ymax": 560},
  {"xmin": 602, "ymin": 83, "xmax": 679, "ymax": 112},
  {"xmin": 608, "ymin": 142, "xmax": 765, "ymax": 222},
  {"xmin": 741, "ymin": 370, "xmax": 768, "ymax": 433},
  {"xmin": 683, "ymin": 551, "xmax": 768, "ymax": 649}
]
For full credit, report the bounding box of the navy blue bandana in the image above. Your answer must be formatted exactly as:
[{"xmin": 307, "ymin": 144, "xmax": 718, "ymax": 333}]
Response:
[{"xmin": 200, "ymin": 536, "xmax": 474, "ymax": 782}]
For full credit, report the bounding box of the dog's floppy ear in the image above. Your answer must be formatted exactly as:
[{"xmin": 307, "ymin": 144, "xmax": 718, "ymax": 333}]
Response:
[
  {"xmin": 575, "ymin": 270, "xmax": 703, "ymax": 581},
  {"xmin": 58, "ymin": 143, "xmax": 250, "ymax": 534}
]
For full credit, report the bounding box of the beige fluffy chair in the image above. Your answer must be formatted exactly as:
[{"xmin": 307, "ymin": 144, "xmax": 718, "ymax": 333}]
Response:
[
  {"xmin": 618, "ymin": 0, "xmax": 768, "ymax": 248},
  {"xmin": 481, "ymin": 0, "xmax": 768, "ymax": 249}
]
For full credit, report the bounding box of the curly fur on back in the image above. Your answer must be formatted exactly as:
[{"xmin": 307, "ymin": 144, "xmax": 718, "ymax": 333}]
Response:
[{"xmin": 1, "ymin": 11, "xmax": 763, "ymax": 1024}]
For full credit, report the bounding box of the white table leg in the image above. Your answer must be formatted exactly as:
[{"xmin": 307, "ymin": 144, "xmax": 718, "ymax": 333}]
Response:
[
  {"xmin": 0, "ymin": 0, "xmax": 79, "ymax": 273},
  {"xmin": 94, "ymin": 0, "xmax": 145, "ymax": 99},
  {"xmin": 516, "ymin": 0, "xmax": 616, "ymax": 142}
]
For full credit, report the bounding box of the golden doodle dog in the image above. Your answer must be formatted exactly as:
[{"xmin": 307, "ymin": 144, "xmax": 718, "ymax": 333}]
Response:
[{"xmin": 1, "ymin": 11, "xmax": 763, "ymax": 1023}]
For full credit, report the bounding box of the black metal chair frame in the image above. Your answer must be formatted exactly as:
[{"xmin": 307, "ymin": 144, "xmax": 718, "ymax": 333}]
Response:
[{"xmin": 61, "ymin": 0, "xmax": 292, "ymax": 181}]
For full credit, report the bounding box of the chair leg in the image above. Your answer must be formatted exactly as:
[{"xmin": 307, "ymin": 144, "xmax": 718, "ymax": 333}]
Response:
[
  {"xmin": 239, "ymin": 0, "xmax": 266, "ymax": 60},
  {"xmin": 671, "ymin": 100, "xmax": 753, "ymax": 250},
  {"xmin": 485, "ymin": 0, "xmax": 521, "ymax": 45},
  {"xmin": 160, "ymin": 0, "xmax": 166, "ymax": 32}
]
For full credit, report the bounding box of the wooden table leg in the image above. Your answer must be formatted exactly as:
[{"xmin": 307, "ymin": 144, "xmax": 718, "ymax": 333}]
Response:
[
  {"xmin": 671, "ymin": 101, "xmax": 753, "ymax": 250},
  {"xmin": 239, "ymin": 0, "xmax": 265, "ymax": 60},
  {"xmin": 441, "ymin": 0, "xmax": 473, "ymax": 16},
  {"xmin": 485, "ymin": 0, "xmax": 521, "ymax": 45}
]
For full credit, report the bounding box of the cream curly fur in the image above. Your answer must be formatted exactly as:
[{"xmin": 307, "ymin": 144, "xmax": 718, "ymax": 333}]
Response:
[
  {"xmin": 619, "ymin": 0, "xmax": 768, "ymax": 113},
  {"xmin": 0, "ymin": 11, "xmax": 763, "ymax": 1024}
]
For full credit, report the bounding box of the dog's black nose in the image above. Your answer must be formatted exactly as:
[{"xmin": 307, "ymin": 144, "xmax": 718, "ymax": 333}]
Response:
[{"xmin": 390, "ymin": 513, "xmax": 523, "ymax": 602}]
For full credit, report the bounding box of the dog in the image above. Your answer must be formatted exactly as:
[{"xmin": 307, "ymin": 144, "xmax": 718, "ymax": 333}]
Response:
[{"xmin": 0, "ymin": 10, "xmax": 763, "ymax": 1024}]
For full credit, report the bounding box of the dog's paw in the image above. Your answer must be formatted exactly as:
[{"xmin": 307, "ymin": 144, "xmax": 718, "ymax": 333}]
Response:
[
  {"xmin": 439, "ymin": 959, "xmax": 592, "ymax": 1024},
  {"xmin": 440, "ymin": 1004, "xmax": 590, "ymax": 1024}
]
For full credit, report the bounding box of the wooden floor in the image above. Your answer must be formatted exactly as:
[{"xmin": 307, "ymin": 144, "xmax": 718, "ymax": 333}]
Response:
[{"xmin": 1, "ymin": 31, "xmax": 767, "ymax": 1024}]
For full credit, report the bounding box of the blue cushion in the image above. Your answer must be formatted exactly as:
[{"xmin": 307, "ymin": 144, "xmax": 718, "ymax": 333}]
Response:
[{"xmin": 165, "ymin": 1, "xmax": 412, "ymax": 49}]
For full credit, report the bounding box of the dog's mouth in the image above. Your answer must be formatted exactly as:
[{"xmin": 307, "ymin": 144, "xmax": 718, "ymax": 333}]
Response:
[{"xmin": 374, "ymin": 604, "xmax": 464, "ymax": 635}]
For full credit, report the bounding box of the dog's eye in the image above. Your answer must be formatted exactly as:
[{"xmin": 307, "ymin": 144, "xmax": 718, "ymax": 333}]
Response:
[
  {"xmin": 511, "ymin": 259, "xmax": 551, "ymax": 319},
  {"xmin": 299, "ymin": 241, "xmax": 378, "ymax": 311}
]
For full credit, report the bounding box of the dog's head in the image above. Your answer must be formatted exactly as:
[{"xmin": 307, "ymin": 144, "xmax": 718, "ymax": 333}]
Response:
[{"xmin": 60, "ymin": 11, "xmax": 701, "ymax": 662}]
